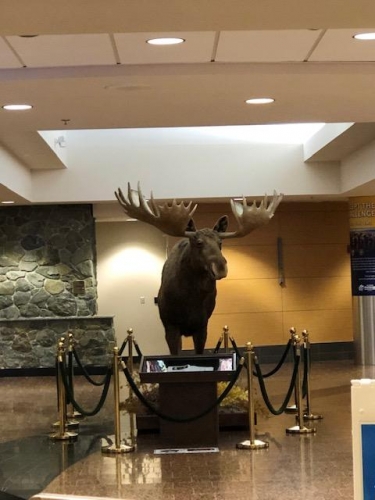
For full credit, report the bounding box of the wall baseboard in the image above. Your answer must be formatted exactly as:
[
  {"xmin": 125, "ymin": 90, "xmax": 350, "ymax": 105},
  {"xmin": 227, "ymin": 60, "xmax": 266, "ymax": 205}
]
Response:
[
  {"xmin": 192, "ymin": 341, "xmax": 355, "ymax": 365},
  {"xmin": 0, "ymin": 342, "xmax": 354, "ymax": 377}
]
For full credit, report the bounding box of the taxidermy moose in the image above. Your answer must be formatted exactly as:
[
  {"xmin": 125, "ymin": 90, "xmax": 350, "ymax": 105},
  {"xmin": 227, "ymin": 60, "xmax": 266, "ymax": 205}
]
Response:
[{"xmin": 115, "ymin": 183, "xmax": 283, "ymax": 355}]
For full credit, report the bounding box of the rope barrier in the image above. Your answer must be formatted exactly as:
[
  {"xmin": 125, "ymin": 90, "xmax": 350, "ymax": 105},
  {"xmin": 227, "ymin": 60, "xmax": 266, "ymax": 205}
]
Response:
[
  {"xmin": 230, "ymin": 337, "xmax": 292, "ymax": 379},
  {"xmin": 59, "ymin": 360, "xmax": 112, "ymax": 417},
  {"xmin": 122, "ymin": 359, "xmax": 245, "ymax": 423},
  {"xmin": 118, "ymin": 338, "xmax": 128, "ymax": 356},
  {"xmin": 253, "ymin": 339, "xmax": 292, "ymax": 379},
  {"xmin": 72, "ymin": 347, "xmax": 109, "ymax": 386},
  {"xmin": 254, "ymin": 352, "xmax": 300, "ymax": 416}
]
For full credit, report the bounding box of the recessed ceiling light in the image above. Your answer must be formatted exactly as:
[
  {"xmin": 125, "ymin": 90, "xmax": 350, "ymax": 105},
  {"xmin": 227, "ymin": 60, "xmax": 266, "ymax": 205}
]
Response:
[
  {"xmin": 1, "ymin": 200, "xmax": 15, "ymax": 204},
  {"xmin": 2, "ymin": 104, "xmax": 33, "ymax": 111},
  {"xmin": 146, "ymin": 37, "xmax": 185, "ymax": 46},
  {"xmin": 353, "ymin": 32, "xmax": 375, "ymax": 40},
  {"xmin": 245, "ymin": 98, "xmax": 275, "ymax": 105}
]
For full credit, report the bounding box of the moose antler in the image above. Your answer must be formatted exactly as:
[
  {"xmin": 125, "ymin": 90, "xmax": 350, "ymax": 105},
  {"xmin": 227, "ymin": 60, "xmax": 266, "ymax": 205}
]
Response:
[
  {"xmin": 115, "ymin": 182, "xmax": 197, "ymax": 237},
  {"xmin": 220, "ymin": 191, "xmax": 284, "ymax": 239},
  {"xmin": 115, "ymin": 183, "xmax": 283, "ymax": 238}
]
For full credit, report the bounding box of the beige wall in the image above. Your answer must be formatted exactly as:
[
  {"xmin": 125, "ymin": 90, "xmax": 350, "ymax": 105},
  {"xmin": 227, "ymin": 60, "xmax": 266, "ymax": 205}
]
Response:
[
  {"xmin": 95, "ymin": 221, "xmax": 169, "ymax": 355},
  {"xmin": 96, "ymin": 201, "xmax": 352, "ymax": 353}
]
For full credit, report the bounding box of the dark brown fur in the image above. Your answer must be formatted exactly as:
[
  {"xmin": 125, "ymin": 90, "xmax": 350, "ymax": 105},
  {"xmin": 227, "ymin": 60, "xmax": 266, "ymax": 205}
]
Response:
[{"xmin": 157, "ymin": 218, "xmax": 228, "ymax": 355}]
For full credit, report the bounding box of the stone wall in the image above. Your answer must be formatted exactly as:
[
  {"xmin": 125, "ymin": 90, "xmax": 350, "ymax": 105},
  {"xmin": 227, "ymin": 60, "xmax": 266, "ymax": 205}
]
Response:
[
  {"xmin": 0, "ymin": 204, "xmax": 97, "ymax": 319},
  {"xmin": 0, "ymin": 204, "xmax": 118, "ymax": 370},
  {"xmin": 0, "ymin": 316, "xmax": 115, "ymax": 369}
]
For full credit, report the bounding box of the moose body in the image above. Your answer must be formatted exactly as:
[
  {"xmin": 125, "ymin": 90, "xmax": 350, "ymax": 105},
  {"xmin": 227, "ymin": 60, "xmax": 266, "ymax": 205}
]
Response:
[
  {"xmin": 115, "ymin": 183, "xmax": 282, "ymax": 355},
  {"xmin": 157, "ymin": 225, "xmax": 228, "ymax": 355}
]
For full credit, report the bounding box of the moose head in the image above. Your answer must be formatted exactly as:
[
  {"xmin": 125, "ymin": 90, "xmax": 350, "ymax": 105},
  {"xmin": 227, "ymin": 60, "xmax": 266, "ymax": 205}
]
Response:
[{"xmin": 115, "ymin": 183, "xmax": 283, "ymax": 355}]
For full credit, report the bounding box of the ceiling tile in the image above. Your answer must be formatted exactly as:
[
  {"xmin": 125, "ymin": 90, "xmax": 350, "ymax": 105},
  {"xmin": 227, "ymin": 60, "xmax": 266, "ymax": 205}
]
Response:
[
  {"xmin": 216, "ymin": 30, "xmax": 323, "ymax": 62},
  {"xmin": 114, "ymin": 32, "xmax": 216, "ymax": 64},
  {"xmin": 0, "ymin": 38, "xmax": 22, "ymax": 68},
  {"xmin": 309, "ymin": 28, "xmax": 375, "ymax": 61},
  {"xmin": 6, "ymin": 34, "xmax": 117, "ymax": 67}
]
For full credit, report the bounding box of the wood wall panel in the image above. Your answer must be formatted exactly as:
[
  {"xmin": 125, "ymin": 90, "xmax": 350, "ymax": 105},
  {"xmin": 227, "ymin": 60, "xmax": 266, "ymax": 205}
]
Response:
[
  {"xmin": 181, "ymin": 311, "xmax": 285, "ymax": 350},
  {"xmin": 176, "ymin": 201, "xmax": 353, "ymax": 349},
  {"xmin": 224, "ymin": 246, "xmax": 278, "ymax": 279},
  {"xmin": 283, "ymin": 244, "xmax": 350, "ymax": 278},
  {"xmin": 282, "ymin": 309, "xmax": 353, "ymax": 342},
  {"xmin": 208, "ymin": 312, "xmax": 284, "ymax": 346},
  {"xmin": 279, "ymin": 209, "xmax": 349, "ymax": 245},
  {"xmin": 216, "ymin": 279, "xmax": 282, "ymax": 313},
  {"xmin": 282, "ymin": 276, "xmax": 352, "ymax": 311}
]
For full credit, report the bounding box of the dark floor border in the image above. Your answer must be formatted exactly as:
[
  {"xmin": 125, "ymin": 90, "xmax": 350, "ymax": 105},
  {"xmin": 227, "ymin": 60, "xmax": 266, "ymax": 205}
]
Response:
[
  {"xmin": 0, "ymin": 365, "xmax": 111, "ymax": 377},
  {"xmin": 0, "ymin": 342, "xmax": 353, "ymax": 377}
]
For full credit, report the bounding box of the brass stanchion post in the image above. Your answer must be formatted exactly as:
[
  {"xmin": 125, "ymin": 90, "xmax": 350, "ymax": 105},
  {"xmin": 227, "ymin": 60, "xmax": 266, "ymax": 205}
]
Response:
[
  {"xmin": 237, "ymin": 342, "xmax": 269, "ymax": 450},
  {"xmin": 223, "ymin": 325, "xmax": 229, "ymax": 353},
  {"xmin": 125, "ymin": 328, "xmax": 137, "ymax": 449},
  {"xmin": 66, "ymin": 332, "xmax": 83, "ymax": 423},
  {"xmin": 286, "ymin": 334, "xmax": 316, "ymax": 435},
  {"xmin": 102, "ymin": 346, "xmax": 135, "ymax": 454},
  {"xmin": 301, "ymin": 330, "xmax": 323, "ymax": 421},
  {"xmin": 284, "ymin": 327, "xmax": 298, "ymax": 414},
  {"xmin": 49, "ymin": 339, "xmax": 78, "ymax": 442}
]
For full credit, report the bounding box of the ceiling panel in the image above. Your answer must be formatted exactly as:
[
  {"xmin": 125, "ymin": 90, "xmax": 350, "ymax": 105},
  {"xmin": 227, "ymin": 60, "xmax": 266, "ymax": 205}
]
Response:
[
  {"xmin": 6, "ymin": 34, "xmax": 117, "ymax": 67},
  {"xmin": 114, "ymin": 32, "xmax": 216, "ymax": 64},
  {"xmin": 0, "ymin": 37, "xmax": 22, "ymax": 68},
  {"xmin": 215, "ymin": 30, "xmax": 323, "ymax": 62},
  {"xmin": 309, "ymin": 28, "xmax": 375, "ymax": 61}
]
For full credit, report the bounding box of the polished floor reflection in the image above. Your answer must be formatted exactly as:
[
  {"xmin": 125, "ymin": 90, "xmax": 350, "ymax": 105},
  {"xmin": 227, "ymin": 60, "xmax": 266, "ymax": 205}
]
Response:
[{"xmin": 1, "ymin": 360, "xmax": 374, "ymax": 500}]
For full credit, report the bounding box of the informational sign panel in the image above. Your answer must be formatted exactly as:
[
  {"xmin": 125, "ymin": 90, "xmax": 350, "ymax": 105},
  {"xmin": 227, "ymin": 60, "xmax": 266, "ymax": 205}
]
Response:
[
  {"xmin": 361, "ymin": 424, "xmax": 375, "ymax": 499},
  {"xmin": 349, "ymin": 197, "xmax": 375, "ymax": 296}
]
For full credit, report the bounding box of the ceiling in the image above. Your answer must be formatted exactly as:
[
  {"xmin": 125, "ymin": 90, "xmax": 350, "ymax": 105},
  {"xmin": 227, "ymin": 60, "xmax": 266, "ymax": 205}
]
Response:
[{"xmin": 1, "ymin": 1, "xmax": 375, "ymax": 204}]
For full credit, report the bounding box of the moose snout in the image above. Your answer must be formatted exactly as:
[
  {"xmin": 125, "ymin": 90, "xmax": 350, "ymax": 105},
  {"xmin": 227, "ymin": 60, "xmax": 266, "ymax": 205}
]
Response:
[{"xmin": 211, "ymin": 259, "xmax": 228, "ymax": 280}]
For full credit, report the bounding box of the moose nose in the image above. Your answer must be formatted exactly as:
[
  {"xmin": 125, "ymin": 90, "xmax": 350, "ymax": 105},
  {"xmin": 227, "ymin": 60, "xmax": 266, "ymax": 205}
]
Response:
[{"xmin": 211, "ymin": 260, "xmax": 228, "ymax": 280}]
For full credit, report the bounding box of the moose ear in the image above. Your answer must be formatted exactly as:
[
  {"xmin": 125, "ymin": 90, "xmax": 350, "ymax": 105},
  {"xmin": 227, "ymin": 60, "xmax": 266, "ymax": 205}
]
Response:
[
  {"xmin": 213, "ymin": 215, "xmax": 228, "ymax": 234},
  {"xmin": 186, "ymin": 219, "xmax": 196, "ymax": 232}
]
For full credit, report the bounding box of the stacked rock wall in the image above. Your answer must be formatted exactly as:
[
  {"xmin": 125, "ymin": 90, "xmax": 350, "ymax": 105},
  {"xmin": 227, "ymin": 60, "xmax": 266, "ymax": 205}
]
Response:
[
  {"xmin": 0, "ymin": 316, "xmax": 115, "ymax": 369},
  {"xmin": 0, "ymin": 204, "xmax": 97, "ymax": 319},
  {"xmin": 0, "ymin": 204, "xmax": 115, "ymax": 369}
]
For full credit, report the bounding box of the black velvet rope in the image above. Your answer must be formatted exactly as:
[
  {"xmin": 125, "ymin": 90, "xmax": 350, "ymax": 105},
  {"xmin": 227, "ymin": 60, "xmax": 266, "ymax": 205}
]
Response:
[
  {"xmin": 122, "ymin": 361, "xmax": 244, "ymax": 423},
  {"xmin": 230, "ymin": 339, "xmax": 292, "ymax": 379},
  {"xmin": 255, "ymin": 353, "xmax": 300, "ymax": 416},
  {"xmin": 133, "ymin": 340, "xmax": 142, "ymax": 357},
  {"xmin": 253, "ymin": 339, "xmax": 292, "ymax": 378},
  {"xmin": 59, "ymin": 360, "xmax": 112, "ymax": 417},
  {"xmin": 72, "ymin": 347, "xmax": 109, "ymax": 386},
  {"xmin": 66, "ymin": 351, "xmax": 74, "ymax": 405},
  {"xmin": 118, "ymin": 339, "xmax": 128, "ymax": 356}
]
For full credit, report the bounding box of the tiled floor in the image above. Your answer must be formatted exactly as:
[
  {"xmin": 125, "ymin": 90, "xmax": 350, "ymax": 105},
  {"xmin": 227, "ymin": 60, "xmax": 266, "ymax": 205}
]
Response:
[{"xmin": 1, "ymin": 360, "xmax": 374, "ymax": 500}]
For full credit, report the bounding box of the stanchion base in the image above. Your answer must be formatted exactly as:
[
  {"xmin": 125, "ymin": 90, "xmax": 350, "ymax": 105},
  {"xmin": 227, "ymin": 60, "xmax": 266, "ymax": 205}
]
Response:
[
  {"xmin": 286, "ymin": 425, "xmax": 316, "ymax": 434},
  {"xmin": 101, "ymin": 443, "xmax": 135, "ymax": 454},
  {"xmin": 236, "ymin": 439, "xmax": 269, "ymax": 450},
  {"xmin": 284, "ymin": 405, "xmax": 297, "ymax": 414},
  {"xmin": 52, "ymin": 419, "xmax": 80, "ymax": 430},
  {"xmin": 49, "ymin": 431, "xmax": 78, "ymax": 442},
  {"xmin": 303, "ymin": 413, "xmax": 323, "ymax": 421},
  {"xmin": 67, "ymin": 411, "xmax": 84, "ymax": 420}
]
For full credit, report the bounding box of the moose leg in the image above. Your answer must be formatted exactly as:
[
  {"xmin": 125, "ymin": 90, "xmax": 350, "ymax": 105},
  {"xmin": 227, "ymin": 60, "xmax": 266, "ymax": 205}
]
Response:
[
  {"xmin": 165, "ymin": 327, "xmax": 182, "ymax": 355},
  {"xmin": 192, "ymin": 329, "xmax": 207, "ymax": 355}
]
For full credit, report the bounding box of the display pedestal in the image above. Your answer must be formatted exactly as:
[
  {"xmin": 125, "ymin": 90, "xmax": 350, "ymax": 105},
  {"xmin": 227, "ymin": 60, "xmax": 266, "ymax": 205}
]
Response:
[{"xmin": 139, "ymin": 354, "xmax": 236, "ymax": 448}]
